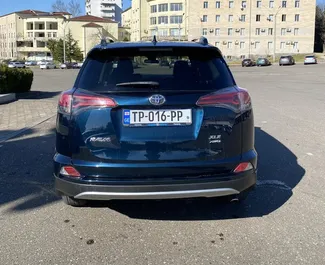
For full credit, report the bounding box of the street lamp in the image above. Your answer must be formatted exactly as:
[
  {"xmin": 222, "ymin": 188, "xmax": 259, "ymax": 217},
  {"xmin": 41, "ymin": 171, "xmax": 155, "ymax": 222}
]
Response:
[
  {"xmin": 273, "ymin": 6, "xmax": 283, "ymax": 62},
  {"xmin": 62, "ymin": 17, "xmax": 70, "ymax": 63}
]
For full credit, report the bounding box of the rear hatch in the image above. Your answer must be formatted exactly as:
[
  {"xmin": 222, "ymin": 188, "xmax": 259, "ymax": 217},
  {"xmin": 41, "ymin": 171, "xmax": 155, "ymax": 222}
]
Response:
[{"xmin": 62, "ymin": 46, "xmax": 250, "ymax": 178}]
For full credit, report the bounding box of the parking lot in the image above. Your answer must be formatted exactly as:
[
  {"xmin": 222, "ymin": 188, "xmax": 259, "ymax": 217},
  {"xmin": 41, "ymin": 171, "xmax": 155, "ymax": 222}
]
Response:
[{"xmin": 0, "ymin": 64, "xmax": 325, "ymax": 264}]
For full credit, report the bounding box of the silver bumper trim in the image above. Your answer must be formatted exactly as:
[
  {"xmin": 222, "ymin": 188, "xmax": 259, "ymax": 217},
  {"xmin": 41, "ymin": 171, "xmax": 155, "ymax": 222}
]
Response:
[{"xmin": 74, "ymin": 188, "xmax": 239, "ymax": 200}]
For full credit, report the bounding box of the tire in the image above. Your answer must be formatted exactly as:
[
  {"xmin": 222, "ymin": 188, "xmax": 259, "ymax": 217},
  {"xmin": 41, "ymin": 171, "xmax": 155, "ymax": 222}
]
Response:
[{"xmin": 62, "ymin": 195, "xmax": 87, "ymax": 207}]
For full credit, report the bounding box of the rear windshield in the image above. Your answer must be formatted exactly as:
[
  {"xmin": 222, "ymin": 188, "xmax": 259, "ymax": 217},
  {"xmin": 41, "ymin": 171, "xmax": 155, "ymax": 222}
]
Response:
[
  {"xmin": 77, "ymin": 47, "xmax": 235, "ymax": 92},
  {"xmin": 305, "ymin": 56, "xmax": 315, "ymax": 58}
]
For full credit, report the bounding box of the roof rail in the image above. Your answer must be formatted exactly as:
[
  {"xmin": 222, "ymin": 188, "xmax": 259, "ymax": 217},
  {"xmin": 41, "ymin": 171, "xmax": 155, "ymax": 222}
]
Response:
[
  {"xmin": 191, "ymin": 36, "xmax": 209, "ymax": 46},
  {"xmin": 100, "ymin": 38, "xmax": 114, "ymax": 47}
]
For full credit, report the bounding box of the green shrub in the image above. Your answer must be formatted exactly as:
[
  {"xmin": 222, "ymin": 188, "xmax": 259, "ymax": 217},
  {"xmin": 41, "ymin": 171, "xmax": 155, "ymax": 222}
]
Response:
[{"xmin": 0, "ymin": 65, "xmax": 33, "ymax": 94}]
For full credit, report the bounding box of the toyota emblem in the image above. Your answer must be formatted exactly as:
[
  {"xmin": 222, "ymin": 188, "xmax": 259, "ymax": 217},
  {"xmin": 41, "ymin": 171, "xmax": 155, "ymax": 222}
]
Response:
[{"xmin": 149, "ymin": 95, "xmax": 166, "ymax": 106}]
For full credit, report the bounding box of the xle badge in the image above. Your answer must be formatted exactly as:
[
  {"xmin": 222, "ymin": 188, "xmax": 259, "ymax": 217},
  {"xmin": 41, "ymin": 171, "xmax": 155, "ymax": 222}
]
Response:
[{"xmin": 209, "ymin": 135, "xmax": 221, "ymax": 144}]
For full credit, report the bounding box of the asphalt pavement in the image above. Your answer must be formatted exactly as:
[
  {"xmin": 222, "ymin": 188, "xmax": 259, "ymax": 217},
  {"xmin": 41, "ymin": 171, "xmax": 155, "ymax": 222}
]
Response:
[{"xmin": 0, "ymin": 65, "xmax": 325, "ymax": 265}]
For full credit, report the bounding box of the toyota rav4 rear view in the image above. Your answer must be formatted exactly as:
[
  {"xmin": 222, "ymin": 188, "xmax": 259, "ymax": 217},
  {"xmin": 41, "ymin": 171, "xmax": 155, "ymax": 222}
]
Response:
[{"xmin": 54, "ymin": 39, "xmax": 257, "ymax": 206}]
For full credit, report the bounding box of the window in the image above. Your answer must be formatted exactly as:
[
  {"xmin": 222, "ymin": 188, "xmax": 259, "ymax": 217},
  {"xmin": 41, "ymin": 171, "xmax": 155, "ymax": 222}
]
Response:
[
  {"xmin": 170, "ymin": 28, "xmax": 181, "ymax": 36},
  {"xmin": 295, "ymin": 1, "xmax": 300, "ymax": 8},
  {"xmin": 151, "ymin": 5, "xmax": 157, "ymax": 13},
  {"xmin": 240, "ymin": 28, "xmax": 245, "ymax": 35},
  {"xmin": 202, "ymin": 15, "xmax": 208, "ymax": 22},
  {"xmin": 202, "ymin": 28, "xmax": 207, "ymax": 35},
  {"xmin": 216, "ymin": 1, "xmax": 221, "ymax": 8},
  {"xmin": 240, "ymin": 42, "xmax": 245, "ymax": 49},
  {"xmin": 257, "ymin": 1, "xmax": 261, "ymax": 8},
  {"xmin": 281, "ymin": 28, "xmax": 286, "ymax": 35},
  {"xmin": 240, "ymin": 15, "xmax": 246, "ymax": 22},
  {"xmin": 170, "ymin": 16, "xmax": 183, "ymax": 24},
  {"xmin": 229, "ymin": 15, "xmax": 233, "ymax": 22},
  {"xmin": 255, "ymin": 28, "xmax": 261, "ymax": 35},
  {"xmin": 216, "ymin": 15, "xmax": 220, "ymax": 22},
  {"xmin": 282, "ymin": 14, "xmax": 286, "ymax": 21},
  {"xmin": 280, "ymin": 42, "xmax": 285, "ymax": 49},
  {"xmin": 228, "ymin": 28, "xmax": 233, "ymax": 35},
  {"xmin": 203, "ymin": 1, "xmax": 208, "ymax": 8},
  {"xmin": 215, "ymin": 41, "xmax": 220, "ymax": 47},
  {"xmin": 229, "ymin": 1, "xmax": 234, "ymax": 8},
  {"xmin": 242, "ymin": 1, "xmax": 247, "ymax": 8},
  {"xmin": 282, "ymin": 1, "xmax": 287, "ymax": 7},
  {"xmin": 158, "ymin": 29, "xmax": 168, "ymax": 36},
  {"xmin": 215, "ymin": 28, "xmax": 220, "ymax": 35},
  {"xmin": 47, "ymin": 32, "xmax": 52, "ymax": 38},
  {"xmin": 295, "ymin": 14, "xmax": 300, "ymax": 21},
  {"xmin": 268, "ymin": 28, "xmax": 273, "ymax": 35},
  {"xmin": 256, "ymin": 15, "xmax": 261, "ymax": 21},
  {"xmin": 53, "ymin": 32, "xmax": 57, "ymax": 38},
  {"xmin": 293, "ymin": 42, "xmax": 298, "ymax": 49},
  {"xmin": 269, "ymin": 0, "xmax": 274, "ymax": 8},
  {"xmin": 268, "ymin": 41, "xmax": 273, "ymax": 49},
  {"xmin": 158, "ymin": 16, "xmax": 168, "ymax": 24},
  {"xmin": 255, "ymin": 41, "xmax": 260, "ymax": 49},
  {"xmin": 170, "ymin": 3, "xmax": 183, "ymax": 11},
  {"xmin": 227, "ymin": 41, "xmax": 232, "ymax": 48},
  {"xmin": 158, "ymin": 4, "xmax": 168, "ymax": 12},
  {"xmin": 150, "ymin": 17, "xmax": 157, "ymax": 25},
  {"xmin": 294, "ymin": 28, "xmax": 299, "ymax": 35},
  {"xmin": 268, "ymin": 15, "xmax": 274, "ymax": 21}
]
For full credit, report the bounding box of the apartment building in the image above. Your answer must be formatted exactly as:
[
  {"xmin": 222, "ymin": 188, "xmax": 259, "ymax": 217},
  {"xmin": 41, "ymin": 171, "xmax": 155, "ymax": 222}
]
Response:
[
  {"xmin": 128, "ymin": 0, "xmax": 316, "ymax": 58},
  {"xmin": 0, "ymin": 10, "xmax": 69, "ymax": 61},
  {"xmin": 0, "ymin": 10, "xmax": 119, "ymax": 61},
  {"xmin": 189, "ymin": 0, "xmax": 316, "ymax": 58},
  {"xmin": 86, "ymin": 0, "xmax": 123, "ymax": 24},
  {"xmin": 130, "ymin": 0, "xmax": 189, "ymax": 41}
]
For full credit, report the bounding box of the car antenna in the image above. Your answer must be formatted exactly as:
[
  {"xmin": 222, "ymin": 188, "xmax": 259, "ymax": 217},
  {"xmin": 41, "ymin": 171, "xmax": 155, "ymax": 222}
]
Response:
[{"xmin": 152, "ymin": 35, "xmax": 157, "ymax": 45}]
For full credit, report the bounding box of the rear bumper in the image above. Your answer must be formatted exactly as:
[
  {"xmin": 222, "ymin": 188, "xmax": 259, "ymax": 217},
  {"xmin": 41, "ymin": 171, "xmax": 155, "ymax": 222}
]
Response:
[{"xmin": 54, "ymin": 168, "xmax": 257, "ymax": 200}]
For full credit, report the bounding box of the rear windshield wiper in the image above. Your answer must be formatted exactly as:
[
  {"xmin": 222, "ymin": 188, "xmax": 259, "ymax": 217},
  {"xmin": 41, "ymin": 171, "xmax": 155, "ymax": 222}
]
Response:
[{"xmin": 116, "ymin": 81, "xmax": 160, "ymax": 88}]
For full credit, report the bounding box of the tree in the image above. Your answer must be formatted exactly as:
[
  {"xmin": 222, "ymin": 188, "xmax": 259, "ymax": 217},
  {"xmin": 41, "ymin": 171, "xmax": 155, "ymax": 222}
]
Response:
[
  {"xmin": 65, "ymin": 30, "xmax": 83, "ymax": 62},
  {"xmin": 47, "ymin": 31, "xmax": 83, "ymax": 63},
  {"xmin": 52, "ymin": 0, "xmax": 81, "ymax": 17},
  {"xmin": 314, "ymin": 5, "xmax": 325, "ymax": 52}
]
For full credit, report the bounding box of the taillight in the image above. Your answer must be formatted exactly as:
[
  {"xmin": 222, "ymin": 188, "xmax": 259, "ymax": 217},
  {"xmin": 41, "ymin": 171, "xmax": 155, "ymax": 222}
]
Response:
[
  {"xmin": 58, "ymin": 91, "xmax": 72, "ymax": 114},
  {"xmin": 58, "ymin": 91, "xmax": 117, "ymax": 114},
  {"xmin": 196, "ymin": 88, "xmax": 251, "ymax": 113},
  {"xmin": 233, "ymin": 162, "xmax": 253, "ymax": 173},
  {"xmin": 73, "ymin": 94, "xmax": 117, "ymax": 110},
  {"xmin": 60, "ymin": 166, "xmax": 81, "ymax": 178}
]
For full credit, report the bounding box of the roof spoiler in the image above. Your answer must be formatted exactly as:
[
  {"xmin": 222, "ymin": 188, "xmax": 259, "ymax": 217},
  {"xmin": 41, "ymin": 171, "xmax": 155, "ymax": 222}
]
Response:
[{"xmin": 191, "ymin": 36, "xmax": 208, "ymax": 45}]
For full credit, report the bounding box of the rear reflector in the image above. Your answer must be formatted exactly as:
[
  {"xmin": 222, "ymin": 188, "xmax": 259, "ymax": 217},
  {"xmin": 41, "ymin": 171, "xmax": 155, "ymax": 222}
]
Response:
[
  {"xmin": 60, "ymin": 166, "xmax": 81, "ymax": 177},
  {"xmin": 233, "ymin": 162, "xmax": 253, "ymax": 173},
  {"xmin": 196, "ymin": 88, "xmax": 251, "ymax": 113}
]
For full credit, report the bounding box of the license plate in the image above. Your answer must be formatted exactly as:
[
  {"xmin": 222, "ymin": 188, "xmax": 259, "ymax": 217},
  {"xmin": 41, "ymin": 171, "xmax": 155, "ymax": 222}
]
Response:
[{"xmin": 123, "ymin": 109, "xmax": 192, "ymax": 126}]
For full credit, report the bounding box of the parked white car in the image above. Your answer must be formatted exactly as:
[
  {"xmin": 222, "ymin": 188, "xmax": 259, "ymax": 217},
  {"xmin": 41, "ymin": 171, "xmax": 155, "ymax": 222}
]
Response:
[
  {"xmin": 40, "ymin": 62, "xmax": 56, "ymax": 69},
  {"xmin": 25, "ymin": 61, "xmax": 37, "ymax": 66},
  {"xmin": 8, "ymin": 61, "xmax": 26, "ymax": 68}
]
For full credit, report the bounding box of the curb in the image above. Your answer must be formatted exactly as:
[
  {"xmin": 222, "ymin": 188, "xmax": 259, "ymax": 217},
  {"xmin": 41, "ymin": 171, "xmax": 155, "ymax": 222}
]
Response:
[
  {"xmin": 0, "ymin": 93, "xmax": 16, "ymax": 104},
  {"xmin": 0, "ymin": 114, "xmax": 56, "ymax": 144}
]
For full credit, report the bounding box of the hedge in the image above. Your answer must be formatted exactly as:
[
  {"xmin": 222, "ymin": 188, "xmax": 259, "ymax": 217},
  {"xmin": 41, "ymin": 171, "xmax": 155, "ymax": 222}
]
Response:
[{"xmin": 0, "ymin": 64, "xmax": 33, "ymax": 94}]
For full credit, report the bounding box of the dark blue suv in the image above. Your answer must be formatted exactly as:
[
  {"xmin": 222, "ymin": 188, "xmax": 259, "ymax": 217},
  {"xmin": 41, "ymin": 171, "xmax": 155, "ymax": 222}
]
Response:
[{"xmin": 54, "ymin": 38, "xmax": 257, "ymax": 206}]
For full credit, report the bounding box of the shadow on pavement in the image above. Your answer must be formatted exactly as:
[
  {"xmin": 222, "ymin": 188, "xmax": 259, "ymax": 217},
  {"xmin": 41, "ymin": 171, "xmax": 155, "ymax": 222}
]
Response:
[
  {"xmin": 0, "ymin": 126, "xmax": 305, "ymax": 219},
  {"xmin": 0, "ymin": 127, "xmax": 59, "ymax": 212},
  {"xmin": 104, "ymin": 127, "xmax": 305, "ymax": 220},
  {"xmin": 16, "ymin": 91, "xmax": 61, "ymax": 100}
]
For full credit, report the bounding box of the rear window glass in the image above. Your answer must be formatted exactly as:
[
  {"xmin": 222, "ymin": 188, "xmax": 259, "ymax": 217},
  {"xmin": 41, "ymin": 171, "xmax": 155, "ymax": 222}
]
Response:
[
  {"xmin": 305, "ymin": 56, "xmax": 315, "ymax": 58},
  {"xmin": 77, "ymin": 47, "xmax": 235, "ymax": 92}
]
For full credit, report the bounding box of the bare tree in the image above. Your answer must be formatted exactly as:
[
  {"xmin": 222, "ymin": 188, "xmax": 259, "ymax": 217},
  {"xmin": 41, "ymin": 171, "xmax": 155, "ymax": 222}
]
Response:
[{"xmin": 52, "ymin": 0, "xmax": 81, "ymax": 17}]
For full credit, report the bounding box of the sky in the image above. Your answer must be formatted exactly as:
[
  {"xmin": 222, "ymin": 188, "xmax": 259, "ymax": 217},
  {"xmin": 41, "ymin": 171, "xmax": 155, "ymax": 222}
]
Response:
[{"xmin": 0, "ymin": 0, "xmax": 132, "ymax": 16}]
